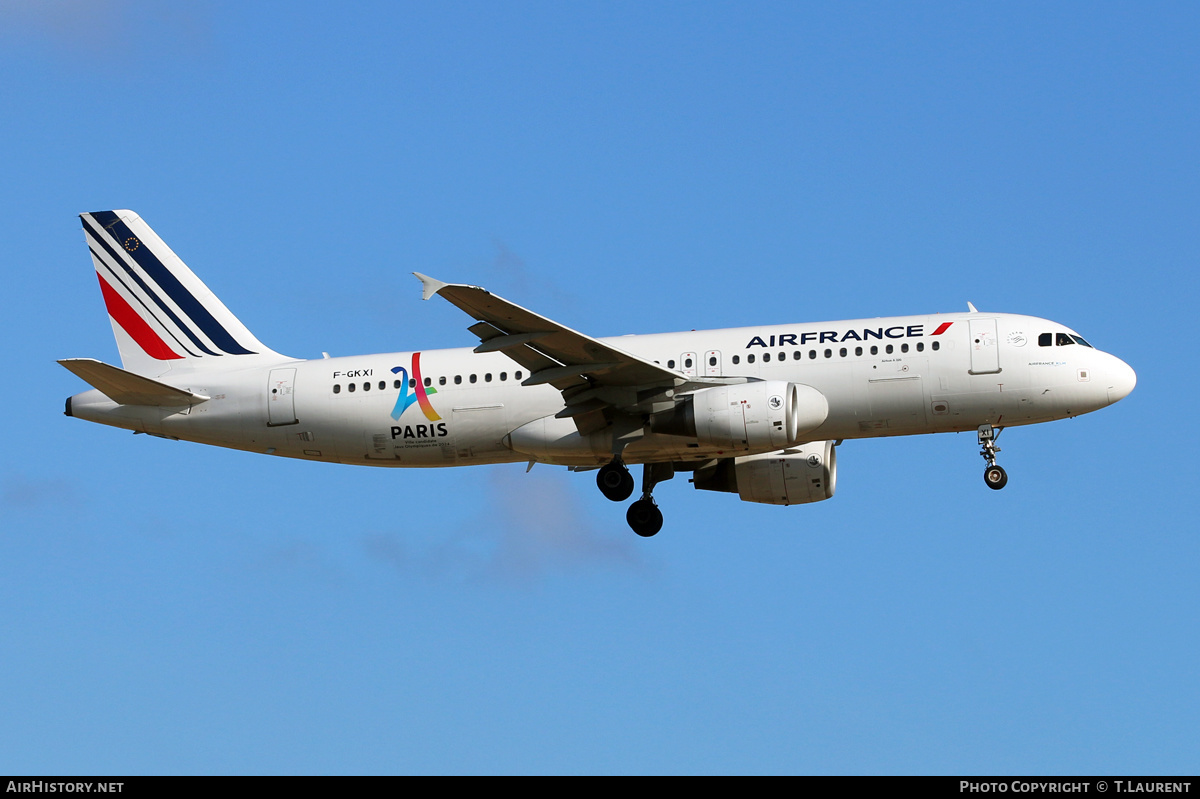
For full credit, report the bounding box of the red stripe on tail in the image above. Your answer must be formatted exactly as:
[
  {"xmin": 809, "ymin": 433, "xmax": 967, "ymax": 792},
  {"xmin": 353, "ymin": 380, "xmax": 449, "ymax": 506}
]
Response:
[{"xmin": 96, "ymin": 274, "xmax": 183, "ymax": 360}]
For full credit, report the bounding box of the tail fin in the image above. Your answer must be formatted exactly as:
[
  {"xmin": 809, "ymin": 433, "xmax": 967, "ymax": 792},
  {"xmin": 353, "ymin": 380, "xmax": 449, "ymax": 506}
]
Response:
[{"xmin": 80, "ymin": 210, "xmax": 284, "ymax": 375}]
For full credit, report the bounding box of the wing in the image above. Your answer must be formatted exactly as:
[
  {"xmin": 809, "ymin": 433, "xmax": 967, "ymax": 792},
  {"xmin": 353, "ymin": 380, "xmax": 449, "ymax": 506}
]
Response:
[{"xmin": 414, "ymin": 273, "xmax": 707, "ymax": 435}]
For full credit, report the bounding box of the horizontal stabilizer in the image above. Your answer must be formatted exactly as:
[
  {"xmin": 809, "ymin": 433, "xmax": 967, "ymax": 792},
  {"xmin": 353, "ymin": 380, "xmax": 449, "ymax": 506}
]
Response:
[{"xmin": 58, "ymin": 358, "xmax": 209, "ymax": 407}]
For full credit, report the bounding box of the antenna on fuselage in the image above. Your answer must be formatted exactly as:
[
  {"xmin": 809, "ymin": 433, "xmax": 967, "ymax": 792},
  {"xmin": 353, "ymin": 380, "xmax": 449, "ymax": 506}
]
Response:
[{"xmin": 967, "ymin": 302, "xmax": 979, "ymax": 313}]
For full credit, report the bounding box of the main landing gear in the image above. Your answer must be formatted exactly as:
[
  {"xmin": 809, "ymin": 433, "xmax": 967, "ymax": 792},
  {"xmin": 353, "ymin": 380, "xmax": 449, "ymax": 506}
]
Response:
[
  {"xmin": 627, "ymin": 498, "xmax": 663, "ymax": 538},
  {"xmin": 597, "ymin": 459, "xmax": 635, "ymax": 501},
  {"xmin": 978, "ymin": 424, "xmax": 1008, "ymax": 490},
  {"xmin": 627, "ymin": 463, "xmax": 673, "ymax": 538},
  {"xmin": 597, "ymin": 459, "xmax": 672, "ymax": 537}
]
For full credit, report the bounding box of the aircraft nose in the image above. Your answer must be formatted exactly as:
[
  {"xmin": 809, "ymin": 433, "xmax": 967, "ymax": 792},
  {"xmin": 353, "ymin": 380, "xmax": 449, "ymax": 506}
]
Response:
[{"xmin": 1106, "ymin": 356, "xmax": 1137, "ymax": 405}]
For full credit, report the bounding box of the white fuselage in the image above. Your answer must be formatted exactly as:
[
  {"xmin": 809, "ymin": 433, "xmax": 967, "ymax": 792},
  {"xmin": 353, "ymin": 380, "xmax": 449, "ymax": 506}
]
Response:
[{"xmin": 68, "ymin": 311, "xmax": 1137, "ymax": 469}]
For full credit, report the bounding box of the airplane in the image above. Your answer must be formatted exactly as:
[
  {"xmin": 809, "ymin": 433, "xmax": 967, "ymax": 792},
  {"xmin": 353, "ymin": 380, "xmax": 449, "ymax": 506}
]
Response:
[{"xmin": 60, "ymin": 210, "xmax": 1137, "ymax": 537}]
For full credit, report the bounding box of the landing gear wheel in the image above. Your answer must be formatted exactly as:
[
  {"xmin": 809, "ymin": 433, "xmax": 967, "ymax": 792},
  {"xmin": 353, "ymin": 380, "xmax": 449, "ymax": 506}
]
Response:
[
  {"xmin": 597, "ymin": 461, "xmax": 634, "ymax": 502},
  {"xmin": 984, "ymin": 464, "xmax": 1008, "ymax": 490},
  {"xmin": 977, "ymin": 424, "xmax": 1007, "ymax": 491},
  {"xmin": 626, "ymin": 498, "xmax": 663, "ymax": 537}
]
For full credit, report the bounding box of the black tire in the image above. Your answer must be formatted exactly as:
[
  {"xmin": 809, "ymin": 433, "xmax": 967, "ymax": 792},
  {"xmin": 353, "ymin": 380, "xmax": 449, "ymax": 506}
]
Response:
[
  {"xmin": 597, "ymin": 462, "xmax": 634, "ymax": 502},
  {"xmin": 984, "ymin": 464, "xmax": 1008, "ymax": 490},
  {"xmin": 626, "ymin": 498, "xmax": 663, "ymax": 537}
]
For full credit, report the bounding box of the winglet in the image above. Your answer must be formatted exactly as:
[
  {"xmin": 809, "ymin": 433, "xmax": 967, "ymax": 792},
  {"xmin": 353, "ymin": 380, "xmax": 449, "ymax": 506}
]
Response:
[{"xmin": 413, "ymin": 272, "xmax": 449, "ymax": 301}]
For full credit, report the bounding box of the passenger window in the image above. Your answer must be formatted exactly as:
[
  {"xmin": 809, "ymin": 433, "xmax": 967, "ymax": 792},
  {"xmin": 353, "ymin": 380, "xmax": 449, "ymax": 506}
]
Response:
[
  {"xmin": 824, "ymin": 349, "xmax": 832, "ymax": 359},
  {"xmin": 363, "ymin": 382, "xmax": 371, "ymax": 391},
  {"xmin": 500, "ymin": 372, "xmax": 507, "ymax": 381},
  {"xmin": 485, "ymin": 373, "xmax": 492, "ymax": 382},
  {"xmin": 709, "ymin": 356, "xmax": 717, "ymax": 366},
  {"xmin": 870, "ymin": 345, "xmax": 878, "ymax": 355},
  {"xmin": 901, "ymin": 343, "xmax": 909, "ymax": 353},
  {"xmin": 515, "ymin": 371, "xmax": 523, "ymax": 380},
  {"xmin": 793, "ymin": 351, "xmax": 801, "ymax": 360},
  {"xmin": 762, "ymin": 353, "xmax": 770, "ymax": 363},
  {"xmin": 731, "ymin": 355, "xmax": 740, "ymax": 365},
  {"xmin": 809, "ymin": 350, "xmax": 817, "ymax": 359},
  {"xmin": 1057, "ymin": 333, "xmax": 1075, "ymax": 346},
  {"xmin": 454, "ymin": 375, "xmax": 462, "ymax": 385},
  {"xmin": 667, "ymin": 359, "xmax": 675, "ymax": 369},
  {"xmin": 1039, "ymin": 333, "xmax": 1053, "ymax": 347},
  {"xmin": 348, "ymin": 383, "xmax": 356, "ymax": 393},
  {"xmin": 684, "ymin": 358, "xmax": 693, "ymax": 368},
  {"xmin": 409, "ymin": 379, "xmax": 416, "ymax": 388},
  {"xmin": 778, "ymin": 351, "xmax": 785, "ymax": 361},
  {"xmin": 379, "ymin": 381, "xmax": 386, "ymax": 390},
  {"xmin": 333, "ymin": 384, "xmax": 341, "ymax": 394},
  {"xmin": 424, "ymin": 377, "xmax": 431, "ymax": 387},
  {"xmin": 748, "ymin": 354, "xmax": 756, "ymax": 364},
  {"xmin": 470, "ymin": 374, "xmax": 477, "ymax": 384},
  {"xmin": 932, "ymin": 341, "xmax": 940, "ymax": 351},
  {"xmin": 393, "ymin": 380, "xmax": 402, "ymax": 389},
  {"xmin": 839, "ymin": 347, "xmax": 847, "ymax": 357},
  {"xmin": 886, "ymin": 344, "xmax": 894, "ymax": 354},
  {"xmin": 916, "ymin": 342, "xmax": 924, "ymax": 352},
  {"xmin": 439, "ymin": 376, "xmax": 446, "ymax": 386}
]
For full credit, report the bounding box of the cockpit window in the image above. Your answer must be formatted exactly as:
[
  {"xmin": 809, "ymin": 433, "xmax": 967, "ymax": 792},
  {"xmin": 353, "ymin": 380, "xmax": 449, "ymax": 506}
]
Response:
[
  {"xmin": 1039, "ymin": 333, "xmax": 1052, "ymax": 347},
  {"xmin": 1056, "ymin": 333, "xmax": 1075, "ymax": 346},
  {"xmin": 1071, "ymin": 335, "xmax": 1093, "ymax": 348}
]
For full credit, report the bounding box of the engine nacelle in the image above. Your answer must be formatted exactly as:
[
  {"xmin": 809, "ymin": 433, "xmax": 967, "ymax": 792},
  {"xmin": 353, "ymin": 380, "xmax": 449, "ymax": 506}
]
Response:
[
  {"xmin": 692, "ymin": 440, "xmax": 837, "ymax": 506},
  {"xmin": 652, "ymin": 381, "xmax": 828, "ymax": 452}
]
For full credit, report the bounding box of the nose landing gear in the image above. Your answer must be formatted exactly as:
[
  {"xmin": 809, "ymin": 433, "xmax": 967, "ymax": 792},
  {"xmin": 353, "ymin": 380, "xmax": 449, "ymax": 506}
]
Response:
[{"xmin": 978, "ymin": 424, "xmax": 1008, "ymax": 490}]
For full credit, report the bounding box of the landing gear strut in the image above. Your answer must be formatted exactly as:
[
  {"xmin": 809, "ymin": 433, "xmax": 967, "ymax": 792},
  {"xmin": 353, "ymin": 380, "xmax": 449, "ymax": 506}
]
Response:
[
  {"xmin": 597, "ymin": 459, "xmax": 635, "ymax": 501},
  {"xmin": 626, "ymin": 463, "xmax": 673, "ymax": 537},
  {"xmin": 978, "ymin": 424, "xmax": 1008, "ymax": 490}
]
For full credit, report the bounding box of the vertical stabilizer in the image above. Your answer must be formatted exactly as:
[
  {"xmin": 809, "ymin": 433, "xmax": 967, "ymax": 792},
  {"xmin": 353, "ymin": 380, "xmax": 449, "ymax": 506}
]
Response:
[{"xmin": 80, "ymin": 210, "xmax": 285, "ymax": 375}]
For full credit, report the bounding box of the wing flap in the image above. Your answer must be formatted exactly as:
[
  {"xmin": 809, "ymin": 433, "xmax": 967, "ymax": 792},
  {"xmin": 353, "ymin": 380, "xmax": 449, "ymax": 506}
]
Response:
[
  {"xmin": 465, "ymin": 320, "xmax": 577, "ymax": 386},
  {"xmin": 58, "ymin": 358, "xmax": 209, "ymax": 407}
]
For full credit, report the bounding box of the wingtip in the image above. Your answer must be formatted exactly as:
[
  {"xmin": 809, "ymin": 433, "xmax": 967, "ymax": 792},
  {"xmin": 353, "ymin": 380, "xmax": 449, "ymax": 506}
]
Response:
[{"xmin": 413, "ymin": 272, "xmax": 449, "ymax": 301}]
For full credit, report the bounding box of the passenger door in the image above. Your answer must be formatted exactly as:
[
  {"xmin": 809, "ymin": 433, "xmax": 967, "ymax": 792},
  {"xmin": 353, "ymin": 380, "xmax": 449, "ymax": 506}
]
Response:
[
  {"xmin": 267, "ymin": 368, "xmax": 298, "ymax": 426},
  {"xmin": 968, "ymin": 319, "xmax": 1001, "ymax": 375}
]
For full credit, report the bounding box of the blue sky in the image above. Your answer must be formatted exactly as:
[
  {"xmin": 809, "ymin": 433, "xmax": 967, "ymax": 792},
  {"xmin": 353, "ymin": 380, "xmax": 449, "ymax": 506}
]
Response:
[{"xmin": 2, "ymin": 1, "xmax": 1197, "ymax": 774}]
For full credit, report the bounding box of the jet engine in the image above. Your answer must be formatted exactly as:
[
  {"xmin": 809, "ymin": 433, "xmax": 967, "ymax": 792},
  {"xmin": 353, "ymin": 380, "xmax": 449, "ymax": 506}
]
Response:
[
  {"xmin": 651, "ymin": 380, "xmax": 828, "ymax": 452},
  {"xmin": 692, "ymin": 440, "xmax": 837, "ymax": 505}
]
